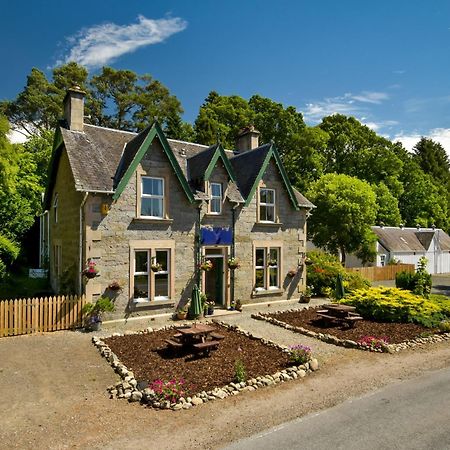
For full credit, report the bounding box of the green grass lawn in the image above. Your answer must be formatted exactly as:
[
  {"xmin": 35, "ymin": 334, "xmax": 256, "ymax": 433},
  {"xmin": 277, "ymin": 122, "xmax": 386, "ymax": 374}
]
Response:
[{"xmin": 0, "ymin": 272, "xmax": 52, "ymax": 300}]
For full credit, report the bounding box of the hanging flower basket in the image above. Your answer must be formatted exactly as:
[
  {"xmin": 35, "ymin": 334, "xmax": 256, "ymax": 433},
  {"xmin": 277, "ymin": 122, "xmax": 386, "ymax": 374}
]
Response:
[
  {"xmin": 200, "ymin": 259, "xmax": 213, "ymax": 271},
  {"xmin": 287, "ymin": 269, "xmax": 297, "ymax": 278},
  {"xmin": 227, "ymin": 257, "xmax": 240, "ymax": 270},
  {"xmin": 303, "ymin": 257, "xmax": 313, "ymax": 266},
  {"xmin": 107, "ymin": 281, "xmax": 122, "ymax": 291},
  {"xmin": 82, "ymin": 260, "xmax": 98, "ymax": 279}
]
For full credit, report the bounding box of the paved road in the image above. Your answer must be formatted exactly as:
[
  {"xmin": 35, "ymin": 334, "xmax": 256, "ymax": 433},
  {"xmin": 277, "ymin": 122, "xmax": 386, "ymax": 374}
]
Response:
[{"xmin": 226, "ymin": 367, "xmax": 450, "ymax": 450}]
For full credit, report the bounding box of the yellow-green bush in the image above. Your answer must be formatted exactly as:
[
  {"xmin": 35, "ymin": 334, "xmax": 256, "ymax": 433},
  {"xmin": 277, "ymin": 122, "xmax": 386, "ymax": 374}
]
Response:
[{"xmin": 340, "ymin": 287, "xmax": 449, "ymax": 328}]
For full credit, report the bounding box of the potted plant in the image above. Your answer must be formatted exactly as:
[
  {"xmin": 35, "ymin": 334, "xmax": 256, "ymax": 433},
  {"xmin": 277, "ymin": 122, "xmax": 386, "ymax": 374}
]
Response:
[
  {"xmin": 107, "ymin": 280, "xmax": 122, "ymax": 291},
  {"xmin": 199, "ymin": 259, "xmax": 213, "ymax": 271},
  {"xmin": 303, "ymin": 256, "xmax": 313, "ymax": 266},
  {"xmin": 235, "ymin": 299, "xmax": 242, "ymax": 312},
  {"xmin": 82, "ymin": 259, "xmax": 98, "ymax": 279},
  {"xmin": 300, "ymin": 285, "xmax": 313, "ymax": 303},
  {"xmin": 82, "ymin": 296, "xmax": 115, "ymax": 331},
  {"xmin": 150, "ymin": 257, "xmax": 162, "ymax": 272},
  {"xmin": 205, "ymin": 300, "xmax": 215, "ymax": 315},
  {"xmin": 175, "ymin": 304, "xmax": 188, "ymax": 320},
  {"xmin": 228, "ymin": 257, "xmax": 240, "ymax": 270},
  {"xmin": 267, "ymin": 259, "xmax": 278, "ymax": 267}
]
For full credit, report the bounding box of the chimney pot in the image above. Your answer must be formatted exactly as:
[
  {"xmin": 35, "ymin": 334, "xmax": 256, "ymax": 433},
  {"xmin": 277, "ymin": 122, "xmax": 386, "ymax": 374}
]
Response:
[
  {"xmin": 63, "ymin": 86, "xmax": 85, "ymax": 132},
  {"xmin": 235, "ymin": 125, "xmax": 260, "ymax": 152}
]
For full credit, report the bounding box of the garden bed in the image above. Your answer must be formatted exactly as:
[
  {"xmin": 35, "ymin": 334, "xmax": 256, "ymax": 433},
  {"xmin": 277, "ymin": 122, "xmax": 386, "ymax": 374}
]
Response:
[
  {"xmin": 104, "ymin": 324, "xmax": 291, "ymax": 392},
  {"xmin": 253, "ymin": 306, "xmax": 450, "ymax": 353},
  {"xmin": 93, "ymin": 321, "xmax": 319, "ymax": 410}
]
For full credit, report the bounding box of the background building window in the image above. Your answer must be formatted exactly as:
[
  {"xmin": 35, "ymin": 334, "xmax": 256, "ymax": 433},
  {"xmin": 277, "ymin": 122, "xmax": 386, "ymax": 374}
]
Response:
[
  {"xmin": 210, "ymin": 182, "xmax": 222, "ymax": 214},
  {"xmin": 259, "ymin": 188, "xmax": 275, "ymax": 222},
  {"xmin": 141, "ymin": 177, "xmax": 164, "ymax": 218},
  {"xmin": 53, "ymin": 194, "xmax": 58, "ymax": 224}
]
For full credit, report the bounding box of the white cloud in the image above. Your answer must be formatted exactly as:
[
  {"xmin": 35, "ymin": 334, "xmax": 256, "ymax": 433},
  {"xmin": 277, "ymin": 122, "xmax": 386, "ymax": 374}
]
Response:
[
  {"xmin": 60, "ymin": 15, "xmax": 187, "ymax": 68},
  {"xmin": 393, "ymin": 128, "xmax": 450, "ymax": 157},
  {"xmin": 302, "ymin": 91, "xmax": 389, "ymax": 123}
]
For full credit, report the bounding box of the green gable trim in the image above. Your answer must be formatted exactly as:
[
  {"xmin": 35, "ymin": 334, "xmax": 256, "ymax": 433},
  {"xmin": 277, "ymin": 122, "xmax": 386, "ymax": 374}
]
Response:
[
  {"xmin": 43, "ymin": 127, "xmax": 65, "ymax": 209},
  {"xmin": 204, "ymin": 144, "xmax": 237, "ymax": 182},
  {"xmin": 113, "ymin": 122, "xmax": 195, "ymax": 203},
  {"xmin": 244, "ymin": 144, "xmax": 299, "ymax": 210}
]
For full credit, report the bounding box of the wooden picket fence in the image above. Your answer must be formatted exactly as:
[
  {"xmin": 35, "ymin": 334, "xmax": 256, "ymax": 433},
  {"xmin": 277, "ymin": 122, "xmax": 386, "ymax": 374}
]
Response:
[
  {"xmin": 0, "ymin": 295, "xmax": 86, "ymax": 338},
  {"xmin": 346, "ymin": 264, "xmax": 415, "ymax": 282}
]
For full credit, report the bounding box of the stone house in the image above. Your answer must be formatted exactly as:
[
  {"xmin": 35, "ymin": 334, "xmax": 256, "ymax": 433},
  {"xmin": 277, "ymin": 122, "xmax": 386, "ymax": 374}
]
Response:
[{"xmin": 41, "ymin": 87, "xmax": 315, "ymax": 318}]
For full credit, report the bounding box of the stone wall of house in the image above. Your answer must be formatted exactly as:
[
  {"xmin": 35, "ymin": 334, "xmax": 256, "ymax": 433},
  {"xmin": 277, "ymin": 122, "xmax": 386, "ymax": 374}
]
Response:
[
  {"xmin": 84, "ymin": 141, "xmax": 308, "ymax": 318},
  {"xmin": 49, "ymin": 149, "xmax": 84, "ymax": 294},
  {"xmin": 232, "ymin": 158, "xmax": 307, "ymax": 302}
]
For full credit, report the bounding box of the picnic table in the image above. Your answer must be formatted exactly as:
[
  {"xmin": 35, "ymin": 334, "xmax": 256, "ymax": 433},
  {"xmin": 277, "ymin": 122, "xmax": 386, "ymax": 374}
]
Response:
[
  {"xmin": 316, "ymin": 304, "xmax": 363, "ymax": 328},
  {"xmin": 165, "ymin": 324, "xmax": 224, "ymax": 356}
]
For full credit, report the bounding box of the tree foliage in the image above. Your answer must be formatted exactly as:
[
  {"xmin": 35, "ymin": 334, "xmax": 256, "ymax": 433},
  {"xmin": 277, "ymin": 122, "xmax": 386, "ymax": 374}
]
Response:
[{"xmin": 306, "ymin": 174, "xmax": 378, "ymax": 264}]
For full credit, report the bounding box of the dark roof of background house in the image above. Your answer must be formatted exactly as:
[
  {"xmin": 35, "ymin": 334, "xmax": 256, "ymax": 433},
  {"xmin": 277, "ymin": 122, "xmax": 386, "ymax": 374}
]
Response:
[
  {"xmin": 371, "ymin": 226, "xmax": 450, "ymax": 252},
  {"xmin": 57, "ymin": 124, "xmax": 311, "ymax": 208}
]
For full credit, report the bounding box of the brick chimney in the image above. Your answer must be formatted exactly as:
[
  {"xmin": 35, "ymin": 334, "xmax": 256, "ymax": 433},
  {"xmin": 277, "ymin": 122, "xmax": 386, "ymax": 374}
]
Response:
[
  {"xmin": 63, "ymin": 86, "xmax": 85, "ymax": 131},
  {"xmin": 235, "ymin": 125, "xmax": 260, "ymax": 152}
]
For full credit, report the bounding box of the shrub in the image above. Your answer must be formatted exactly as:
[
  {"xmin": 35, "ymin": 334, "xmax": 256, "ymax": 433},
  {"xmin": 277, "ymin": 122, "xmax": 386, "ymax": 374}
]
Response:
[
  {"xmin": 288, "ymin": 344, "xmax": 312, "ymax": 364},
  {"xmin": 340, "ymin": 287, "xmax": 448, "ymax": 328},
  {"xmin": 234, "ymin": 359, "xmax": 246, "ymax": 383},
  {"xmin": 438, "ymin": 321, "xmax": 450, "ymax": 333},
  {"xmin": 306, "ymin": 251, "xmax": 370, "ymax": 297},
  {"xmin": 395, "ymin": 257, "xmax": 432, "ymax": 298}
]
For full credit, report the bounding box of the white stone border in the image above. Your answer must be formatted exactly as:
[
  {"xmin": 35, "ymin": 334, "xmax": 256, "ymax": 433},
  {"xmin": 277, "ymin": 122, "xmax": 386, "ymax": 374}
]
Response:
[
  {"xmin": 252, "ymin": 307, "xmax": 450, "ymax": 353},
  {"xmin": 91, "ymin": 320, "xmax": 319, "ymax": 411}
]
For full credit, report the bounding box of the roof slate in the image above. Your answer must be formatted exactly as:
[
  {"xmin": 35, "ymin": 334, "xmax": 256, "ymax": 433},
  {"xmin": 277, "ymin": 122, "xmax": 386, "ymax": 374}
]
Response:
[{"xmin": 57, "ymin": 123, "xmax": 312, "ymax": 209}]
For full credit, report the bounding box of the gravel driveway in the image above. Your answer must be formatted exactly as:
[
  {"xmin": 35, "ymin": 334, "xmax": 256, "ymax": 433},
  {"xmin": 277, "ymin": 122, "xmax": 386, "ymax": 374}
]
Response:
[{"xmin": 1, "ymin": 298, "xmax": 450, "ymax": 450}]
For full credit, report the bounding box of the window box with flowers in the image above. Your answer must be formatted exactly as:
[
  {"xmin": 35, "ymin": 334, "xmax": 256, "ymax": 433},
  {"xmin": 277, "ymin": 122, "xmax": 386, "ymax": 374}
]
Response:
[{"xmin": 82, "ymin": 260, "xmax": 98, "ymax": 279}]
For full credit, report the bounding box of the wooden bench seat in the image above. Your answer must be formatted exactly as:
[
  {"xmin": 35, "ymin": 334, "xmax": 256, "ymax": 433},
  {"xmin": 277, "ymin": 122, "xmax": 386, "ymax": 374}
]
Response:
[
  {"xmin": 317, "ymin": 313, "xmax": 337, "ymax": 321},
  {"xmin": 210, "ymin": 332, "xmax": 225, "ymax": 340},
  {"xmin": 192, "ymin": 340, "xmax": 220, "ymax": 355},
  {"xmin": 173, "ymin": 333, "xmax": 182, "ymax": 339},
  {"xmin": 165, "ymin": 338, "xmax": 183, "ymax": 349}
]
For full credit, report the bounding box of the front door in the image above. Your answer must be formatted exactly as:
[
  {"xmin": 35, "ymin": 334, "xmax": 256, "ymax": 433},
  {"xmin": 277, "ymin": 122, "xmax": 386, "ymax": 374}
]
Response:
[{"xmin": 204, "ymin": 254, "xmax": 225, "ymax": 305}]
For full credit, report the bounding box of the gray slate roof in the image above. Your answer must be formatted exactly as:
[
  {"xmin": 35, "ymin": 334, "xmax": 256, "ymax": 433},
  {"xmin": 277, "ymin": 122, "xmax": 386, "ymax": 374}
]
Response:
[
  {"xmin": 57, "ymin": 123, "xmax": 311, "ymax": 209},
  {"xmin": 372, "ymin": 226, "xmax": 450, "ymax": 252}
]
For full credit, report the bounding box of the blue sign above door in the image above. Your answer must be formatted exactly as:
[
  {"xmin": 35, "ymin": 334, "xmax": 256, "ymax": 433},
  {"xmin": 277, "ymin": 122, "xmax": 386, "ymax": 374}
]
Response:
[{"xmin": 200, "ymin": 227, "xmax": 233, "ymax": 245}]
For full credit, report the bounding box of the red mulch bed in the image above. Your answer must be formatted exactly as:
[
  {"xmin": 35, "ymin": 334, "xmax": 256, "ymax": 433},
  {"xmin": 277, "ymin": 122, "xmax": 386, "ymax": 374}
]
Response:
[
  {"xmin": 104, "ymin": 325, "xmax": 291, "ymax": 393},
  {"xmin": 265, "ymin": 307, "xmax": 431, "ymax": 344}
]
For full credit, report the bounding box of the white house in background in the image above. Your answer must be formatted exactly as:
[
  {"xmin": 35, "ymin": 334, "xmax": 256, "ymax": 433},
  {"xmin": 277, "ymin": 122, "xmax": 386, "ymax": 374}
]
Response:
[{"xmin": 345, "ymin": 226, "xmax": 450, "ymax": 274}]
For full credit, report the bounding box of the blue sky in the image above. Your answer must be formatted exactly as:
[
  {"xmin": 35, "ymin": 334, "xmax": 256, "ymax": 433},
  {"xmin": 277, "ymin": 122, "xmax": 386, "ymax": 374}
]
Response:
[{"xmin": 2, "ymin": 0, "xmax": 450, "ymax": 152}]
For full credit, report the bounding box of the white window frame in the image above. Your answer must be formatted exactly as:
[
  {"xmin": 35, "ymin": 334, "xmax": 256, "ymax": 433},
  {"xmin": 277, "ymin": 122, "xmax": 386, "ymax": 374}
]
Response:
[
  {"xmin": 154, "ymin": 249, "xmax": 170, "ymax": 301},
  {"xmin": 254, "ymin": 246, "xmax": 281, "ymax": 291},
  {"xmin": 259, "ymin": 188, "xmax": 276, "ymax": 222},
  {"xmin": 210, "ymin": 182, "xmax": 222, "ymax": 214},
  {"xmin": 132, "ymin": 248, "xmax": 172, "ymax": 303},
  {"xmin": 141, "ymin": 176, "xmax": 164, "ymax": 219},
  {"xmin": 133, "ymin": 250, "xmax": 150, "ymax": 302},
  {"xmin": 53, "ymin": 194, "xmax": 58, "ymax": 224}
]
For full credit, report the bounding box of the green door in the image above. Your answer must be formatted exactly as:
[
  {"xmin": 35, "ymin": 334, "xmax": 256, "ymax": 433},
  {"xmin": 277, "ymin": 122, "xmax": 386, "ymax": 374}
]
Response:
[{"xmin": 205, "ymin": 256, "xmax": 224, "ymax": 305}]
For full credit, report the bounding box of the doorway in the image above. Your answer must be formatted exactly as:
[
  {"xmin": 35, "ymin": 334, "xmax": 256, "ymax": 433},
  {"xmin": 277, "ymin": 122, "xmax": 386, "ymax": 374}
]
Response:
[{"xmin": 203, "ymin": 248, "xmax": 227, "ymax": 306}]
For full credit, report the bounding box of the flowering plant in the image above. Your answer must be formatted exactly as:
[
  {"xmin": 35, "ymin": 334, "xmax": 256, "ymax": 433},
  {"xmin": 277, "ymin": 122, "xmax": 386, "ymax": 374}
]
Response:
[
  {"xmin": 228, "ymin": 257, "xmax": 240, "ymax": 269},
  {"xmin": 149, "ymin": 378, "xmax": 188, "ymax": 403},
  {"xmin": 288, "ymin": 344, "xmax": 312, "ymax": 364},
  {"xmin": 357, "ymin": 336, "xmax": 388, "ymax": 349},
  {"xmin": 200, "ymin": 259, "xmax": 213, "ymax": 271},
  {"xmin": 82, "ymin": 260, "xmax": 98, "ymax": 278}
]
